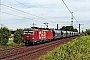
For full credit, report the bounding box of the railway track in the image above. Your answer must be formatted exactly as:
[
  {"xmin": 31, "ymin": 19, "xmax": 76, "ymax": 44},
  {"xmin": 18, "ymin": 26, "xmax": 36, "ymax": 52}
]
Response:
[{"xmin": 0, "ymin": 36, "xmax": 78, "ymax": 60}]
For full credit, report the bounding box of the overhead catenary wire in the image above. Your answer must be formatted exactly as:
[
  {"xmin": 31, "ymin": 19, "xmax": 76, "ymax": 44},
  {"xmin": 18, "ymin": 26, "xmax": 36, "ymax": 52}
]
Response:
[
  {"xmin": 2, "ymin": 0, "xmax": 77, "ymax": 28},
  {"xmin": 1, "ymin": 4, "xmax": 57, "ymax": 23},
  {"xmin": 13, "ymin": 0, "xmax": 58, "ymax": 23},
  {"xmin": 0, "ymin": 11, "xmax": 25, "ymax": 18},
  {"xmin": 62, "ymin": 0, "xmax": 71, "ymax": 13},
  {"xmin": 0, "ymin": 11, "xmax": 44, "ymax": 28},
  {"xmin": 13, "ymin": 0, "xmax": 43, "ymax": 14},
  {"xmin": 61, "ymin": 0, "xmax": 80, "ymax": 24},
  {"xmin": 1, "ymin": 4, "xmax": 47, "ymax": 20},
  {"xmin": 0, "ymin": 11, "xmax": 42, "ymax": 22},
  {"xmin": 73, "ymin": 16, "xmax": 79, "ymax": 24}
]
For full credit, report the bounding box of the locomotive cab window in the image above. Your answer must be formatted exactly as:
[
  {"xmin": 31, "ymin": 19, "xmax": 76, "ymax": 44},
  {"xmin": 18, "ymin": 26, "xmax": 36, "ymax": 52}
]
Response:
[
  {"xmin": 24, "ymin": 31, "xmax": 28, "ymax": 34},
  {"xmin": 28, "ymin": 31, "xmax": 33, "ymax": 34},
  {"xmin": 24, "ymin": 30, "xmax": 33, "ymax": 34}
]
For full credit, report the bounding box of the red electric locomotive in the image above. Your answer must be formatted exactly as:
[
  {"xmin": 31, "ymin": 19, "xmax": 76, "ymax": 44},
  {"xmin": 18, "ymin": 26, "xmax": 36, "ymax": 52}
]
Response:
[{"xmin": 23, "ymin": 27, "xmax": 54, "ymax": 45}]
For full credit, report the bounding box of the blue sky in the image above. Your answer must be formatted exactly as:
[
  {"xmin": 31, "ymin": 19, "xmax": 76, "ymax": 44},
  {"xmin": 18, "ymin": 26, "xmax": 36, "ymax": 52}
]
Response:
[{"xmin": 0, "ymin": 0, "xmax": 90, "ymax": 32}]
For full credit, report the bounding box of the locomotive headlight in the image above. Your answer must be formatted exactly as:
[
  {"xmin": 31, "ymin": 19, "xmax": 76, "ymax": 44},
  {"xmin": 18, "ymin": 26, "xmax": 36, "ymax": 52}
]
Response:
[
  {"xmin": 26, "ymin": 36, "xmax": 29, "ymax": 37},
  {"xmin": 24, "ymin": 40, "xmax": 26, "ymax": 42},
  {"xmin": 32, "ymin": 36, "xmax": 34, "ymax": 39}
]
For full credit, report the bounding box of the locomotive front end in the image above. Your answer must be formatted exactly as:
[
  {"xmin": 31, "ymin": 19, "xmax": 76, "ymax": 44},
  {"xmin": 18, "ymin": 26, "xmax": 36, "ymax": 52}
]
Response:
[{"xmin": 23, "ymin": 29, "xmax": 34, "ymax": 43}]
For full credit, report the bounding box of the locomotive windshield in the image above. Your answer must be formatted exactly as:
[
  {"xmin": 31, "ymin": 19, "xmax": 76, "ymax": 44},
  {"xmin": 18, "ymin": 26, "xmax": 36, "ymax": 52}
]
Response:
[{"xmin": 24, "ymin": 30, "xmax": 33, "ymax": 34}]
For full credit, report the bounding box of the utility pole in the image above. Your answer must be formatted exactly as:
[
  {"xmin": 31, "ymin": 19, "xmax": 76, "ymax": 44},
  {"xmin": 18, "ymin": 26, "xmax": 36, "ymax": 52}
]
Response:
[
  {"xmin": 57, "ymin": 24, "xmax": 58, "ymax": 30},
  {"xmin": 31, "ymin": 23, "xmax": 36, "ymax": 27},
  {"xmin": 82, "ymin": 28, "xmax": 83, "ymax": 33},
  {"xmin": 71, "ymin": 12, "xmax": 73, "ymax": 27},
  {"xmin": 43, "ymin": 23, "xmax": 48, "ymax": 28},
  {"xmin": 79, "ymin": 24, "xmax": 84, "ymax": 34},
  {"xmin": 79, "ymin": 24, "xmax": 80, "ymax": 34}
]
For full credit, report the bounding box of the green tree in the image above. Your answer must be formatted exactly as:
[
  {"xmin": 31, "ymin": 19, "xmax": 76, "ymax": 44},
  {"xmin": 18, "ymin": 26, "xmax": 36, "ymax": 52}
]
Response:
[
  {"xmin": 60, "ymin": 26, "xmax": 78, "ymax": 32},
  {"xmin": 85, "ymin": 29, "xmax": 90, "ymax": 36},
  {"xmin": 73, "ymin": 29, "xmax": 78, "ymax": 32},
  {"xmin": 0, "ymin": 27, "xmax": 11, "ymax": 45},
  {"xmin": 14, "ymin": 29, "xmax": 24, "ymax": 44},
  {"xmin": 60, "ymin": 26, "xmax": 66, "ymax": 31}
]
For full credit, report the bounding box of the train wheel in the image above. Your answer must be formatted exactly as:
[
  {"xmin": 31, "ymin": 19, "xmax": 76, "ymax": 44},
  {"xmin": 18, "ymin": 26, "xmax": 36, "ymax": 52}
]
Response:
[
  {"xmin": 32, "ymin": 42, "xmax": 35, "ymax": 45},
  {"xmin": 49, "ymin": 39, "xmax": 52, "ymax": 42},
  {"xmin": 40, "ymin": 40, "xmax": 42, "ymax": 43},
  {"xmin": 25, "ymin": 43, "xmax": 29, "ymax": 46},
  {"xmin": 43, "ymin": 40, "xmax": 45, "ymax": 43}
]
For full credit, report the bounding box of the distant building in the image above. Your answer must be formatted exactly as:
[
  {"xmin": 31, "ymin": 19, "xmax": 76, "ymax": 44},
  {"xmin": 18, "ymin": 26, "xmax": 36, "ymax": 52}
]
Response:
[{"xmin": 9, "ymin": 29, "xmax": 16, "ymax": 34}]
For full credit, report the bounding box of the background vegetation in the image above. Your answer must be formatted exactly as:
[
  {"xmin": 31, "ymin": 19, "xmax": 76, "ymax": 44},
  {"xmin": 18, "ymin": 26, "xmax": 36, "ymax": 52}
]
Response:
[
  {"xmin": 60, "ymin": 26, "xmax": 78, "ymax": 32},
  {"xmin": 13, "ymin": 29, "xmax": 24, "ymax": 44},
  {"xmin": 83, "ymin": 29, "xmax": 90, "ymax": 36},
  {"xmin": 0, "ymin": 27, "xmax": 11, "ymax": 45},
  {"xmin": 0, "ymin": 27, "xmax": 24, "ymax": 50}
]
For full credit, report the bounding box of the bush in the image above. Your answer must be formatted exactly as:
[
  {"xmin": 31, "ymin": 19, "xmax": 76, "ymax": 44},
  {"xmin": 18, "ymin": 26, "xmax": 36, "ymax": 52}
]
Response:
[
  {"xmin": 0, "ymin": 27, "xmax": 11, "ymax": 45},
  {"xmin": 14, "ymin": 29, "xmax": 24, "ymax": 44},
  {"xmin": 60, "ymin": 26, "xmax": 78, "ymax": 32},
  {"xmin": 86, "ymin": 29, "xmax": 90, "ymax": 35},
  {"xmin": 83, "ymin": 29, "xmax": 90, "ymax": 36}
]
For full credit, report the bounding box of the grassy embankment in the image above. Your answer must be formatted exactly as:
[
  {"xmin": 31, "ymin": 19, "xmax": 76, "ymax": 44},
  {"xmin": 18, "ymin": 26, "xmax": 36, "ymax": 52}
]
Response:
[
  {"xmin": 0, "ymin": 43, "xmax": 24, "ymax": 50},
  {"xmin": 38, "ymin": 36, "xmax": 90, "ymax": 60}
]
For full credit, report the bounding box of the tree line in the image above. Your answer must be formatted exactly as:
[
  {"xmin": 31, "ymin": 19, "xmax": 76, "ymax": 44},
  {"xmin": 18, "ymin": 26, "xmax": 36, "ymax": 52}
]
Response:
[
  {"xmin": 0, "ymin": 27, "xmax": 23, "ymax": 45},
  {"xmin": 0, "ymin": 26, "xmax": 89, "ymax": 46},
  {"xmin": 60, "ymin": 26, "xmax": 78, "ymax": 32},
  {"xmin": 84, "ymin": 29, "xmax": 90, "ymax": 36}
]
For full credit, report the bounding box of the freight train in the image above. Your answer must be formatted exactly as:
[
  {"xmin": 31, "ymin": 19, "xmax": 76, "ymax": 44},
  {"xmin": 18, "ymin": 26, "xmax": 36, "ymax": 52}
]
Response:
[{"xmin": 22, "ymin": 27, "xmax": 78, "ymax": 45}]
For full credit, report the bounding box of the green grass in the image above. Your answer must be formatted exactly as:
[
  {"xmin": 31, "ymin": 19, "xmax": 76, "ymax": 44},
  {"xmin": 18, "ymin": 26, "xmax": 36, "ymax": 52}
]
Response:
[
  {"xmin": 0, "ymin": 43, "xmax": 24, "ymax": 50},
  {"xmin": 8, "ymin": 35, "xmax": 14, "ymax": 43},
  {"xmin": 37, "ymin": 36, "xmax": 90, "ymax": 60},
  {"xmin": 9, "ymin": 36, "xmax": 14, "ymax": 38}
]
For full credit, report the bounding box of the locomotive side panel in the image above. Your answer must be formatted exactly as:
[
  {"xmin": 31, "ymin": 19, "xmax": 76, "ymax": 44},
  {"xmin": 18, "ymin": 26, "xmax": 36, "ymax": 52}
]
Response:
[
  {"xmin": 34, "ymin": 31, "xmax": 39, "ymax": 40},
  {"xmin": 46, "ymin": 31, "xmax": 53, "ymax": 39}
]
